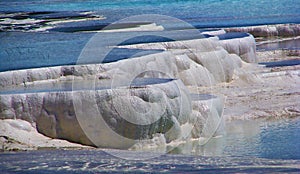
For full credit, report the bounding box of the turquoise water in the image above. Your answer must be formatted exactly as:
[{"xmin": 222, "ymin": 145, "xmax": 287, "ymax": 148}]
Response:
[
  {"xmin": 1, "ymin": 0, "xmax": 299, "ymax": 72},
  {"xmin": 1, "ymin": 0, "xmax": 300, "ymax": 27},
  {"xmin": 166, "ymin": 118, "xmax": 300, "ymax": 160}
]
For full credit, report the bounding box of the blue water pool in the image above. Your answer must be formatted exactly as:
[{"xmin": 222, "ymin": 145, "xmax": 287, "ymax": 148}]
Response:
[{"xmin": 0, "ymin": 118, "xmax": 299, "ymax": 173}]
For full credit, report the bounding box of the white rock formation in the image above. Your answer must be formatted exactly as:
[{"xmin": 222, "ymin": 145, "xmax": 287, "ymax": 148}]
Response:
[
  {"xmin": 190, "ymin": 94, "xmax": 224, "ymax": 139},
  {"xmin": 0, "ymin": 37, "xmax": 248, "ymax": 149},
  {"xmin": 201, "ymin": 29, "xmax": 226, "ymax": 36},
  {"xmin": 0, "ymin": 37, "xmax": 245, "ymax": 88},
  {"xmin": 0, "ymin": 119, "xmax": 88, "ymax": 151},
  {"xmin": 0, "ymin": 77, "xmax": 223, "ymax": 149},
  {"xmin": 218, "ymin": 34, "xmax": 257, "ymax": 63},
  {"xmin": 225, "ymin": 24, "xmax": 300, "ymax": 37},
  {"xmin": 0, "ymin": 92, "xmax": 94, "ymax": 146}
]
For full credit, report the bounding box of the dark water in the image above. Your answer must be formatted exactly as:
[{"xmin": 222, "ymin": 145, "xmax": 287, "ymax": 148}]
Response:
[
  {"xmin": 0, "ymin": 32, "xmax": 91, "ymax": 72},
  {"xmin": 257, "ymin": 38, "xmax": 300, "ymax": 67},
  {"xmin": 259, "ymin": 59, "xmax": 300, "ymax": 67},
  {"xmin": 0, "ymin": 32, "xmax": 167, "ymax": 72},
  {"xmin": 257, "ymin": 38, "xmax": 300, "ymax": 51}
]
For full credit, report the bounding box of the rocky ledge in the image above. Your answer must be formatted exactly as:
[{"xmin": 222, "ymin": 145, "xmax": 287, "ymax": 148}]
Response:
[
  {"xmin": 0, "ymin": 30, "xmax": 261, "ymax": 151},
  {"xmin": 225, "ymin": 24, "xmax": 300, "ymax": 38}
]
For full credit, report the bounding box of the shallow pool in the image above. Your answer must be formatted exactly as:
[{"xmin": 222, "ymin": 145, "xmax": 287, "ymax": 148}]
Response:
[
  {"xmin": 257, "ymin": 38, "xmax": 300, "ymax": 51},
  {"xmin": 1, "ymin": 118, "xmax": 299, "ymax": 173}
]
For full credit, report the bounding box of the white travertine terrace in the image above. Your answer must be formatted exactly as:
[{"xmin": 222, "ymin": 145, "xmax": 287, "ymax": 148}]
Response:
[{"xmin": 0, "ymin": 34, "xmax": 254, "ymax": 149}]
